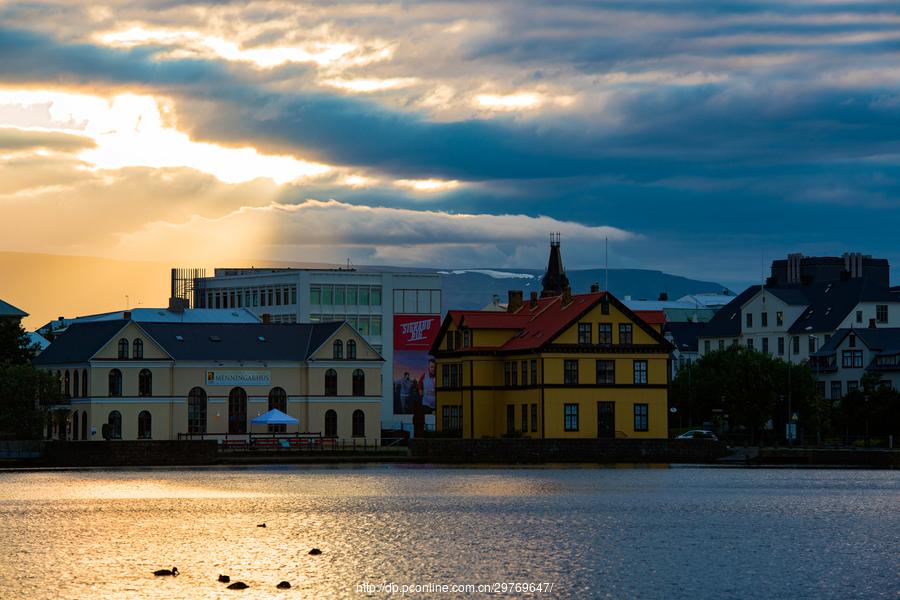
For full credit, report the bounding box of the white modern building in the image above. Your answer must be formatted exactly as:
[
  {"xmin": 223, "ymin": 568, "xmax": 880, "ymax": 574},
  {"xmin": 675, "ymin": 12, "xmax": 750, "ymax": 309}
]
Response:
[{"xmin": 190, "ymin": 268, "xmax": 442, "ymax": 431}]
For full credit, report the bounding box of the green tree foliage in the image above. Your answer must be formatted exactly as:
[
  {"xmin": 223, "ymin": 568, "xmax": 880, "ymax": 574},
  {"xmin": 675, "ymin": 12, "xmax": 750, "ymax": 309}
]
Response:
[
  {"xmin": 0, "ymin": 317, "xmax": 56, "ymax": 439},
  {"xmin": 671, "ymin": 346, "xmax": 817, "ymax": 443},
  {"xmin": 837, "ymin": 372, "xmax": 900, "ymax": 440}
]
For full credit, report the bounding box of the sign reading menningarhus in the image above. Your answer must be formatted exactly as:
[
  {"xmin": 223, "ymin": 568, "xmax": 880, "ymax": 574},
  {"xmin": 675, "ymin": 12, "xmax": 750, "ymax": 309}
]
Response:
[{"xmin": 206, "ymin": 370, "xmax": 272, "ymax": 386}]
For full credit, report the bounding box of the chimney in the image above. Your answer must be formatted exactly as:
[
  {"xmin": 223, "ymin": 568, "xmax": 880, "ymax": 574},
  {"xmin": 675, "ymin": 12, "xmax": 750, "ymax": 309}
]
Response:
[
  {"xmin": 261, "ymin": 313, "xmax": 272, "ymax": 324},
  {"xmin": 869, "ymin": 318, "xmax": 877, "ymax": 329},
  {"xmin": 590, "ymin": 283, "xmax": 600, "ymax": 293},
  {"xmin": 529, "ymin": 291, "xmax": 538, "ymax": 309},
  {"xmin": 58, "ymin": 316, "xmax": 64, "ymax": 322},
  {"xmin": 492, "ymin": 294, "xmax": 501, "ymax": 306},
  {"xmin": 658, "ymin": 292, "xmax": 668, "ymax": 301},
  {"xmin": 123, "ymin": 311, "xmax": 132, "ymax": 320},
  {"xmin": 507, "ymin": 290, "xmax": 523, "ymax": 313}
]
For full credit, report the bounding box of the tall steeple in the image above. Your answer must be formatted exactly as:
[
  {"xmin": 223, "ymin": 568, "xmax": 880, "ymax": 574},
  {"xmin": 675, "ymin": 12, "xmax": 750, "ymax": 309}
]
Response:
[{"xmin": 541, "ymin": 232, "xmax": 570, "ymax": 298}]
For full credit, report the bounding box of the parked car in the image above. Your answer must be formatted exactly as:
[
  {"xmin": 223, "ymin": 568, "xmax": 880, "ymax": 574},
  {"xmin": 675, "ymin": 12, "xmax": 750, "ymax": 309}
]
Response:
[{"xmin": 675, "ymin": 430, "xmax": 718, "ymax": 440}]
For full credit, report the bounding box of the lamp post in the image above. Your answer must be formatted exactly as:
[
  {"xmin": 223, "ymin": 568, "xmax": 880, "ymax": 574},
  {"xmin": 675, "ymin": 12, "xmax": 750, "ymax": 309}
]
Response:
[{"xmin": 864, "ymin": 394, "xmax": 870, "ymax": 448}]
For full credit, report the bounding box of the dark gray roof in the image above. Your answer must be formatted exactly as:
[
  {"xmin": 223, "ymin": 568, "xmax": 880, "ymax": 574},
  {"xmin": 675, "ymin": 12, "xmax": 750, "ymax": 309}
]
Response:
[
  {"xmin": 787, "ymin": 278, "xmax": 895, "ymax": 333},
  {"xmin": 816, "ymin": 327, "xmax": 900, "ymax": 355},
  {"xmin": 664, "ymin": 322, "xmax": 706, "ymax": 352},
  {"xmin": 0, "ymin": 299, "xmax": 27, "ymax": 318},
  {"xmin": 765, "ymin": 287, "xmax": 809, "ymax": 305},
  {"xmin": 698, "ymin": 285, "xmax": 760, "ymax": 338},
  {"xmin": 33, "ymin": 320, "xmax": 363, "ymax": 365}
]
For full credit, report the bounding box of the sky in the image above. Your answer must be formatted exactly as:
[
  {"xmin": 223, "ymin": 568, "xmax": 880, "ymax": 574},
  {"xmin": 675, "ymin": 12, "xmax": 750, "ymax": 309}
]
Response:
[{"xmin": 3, "ymin": 0, "xmax": 900, "ymax": 291}]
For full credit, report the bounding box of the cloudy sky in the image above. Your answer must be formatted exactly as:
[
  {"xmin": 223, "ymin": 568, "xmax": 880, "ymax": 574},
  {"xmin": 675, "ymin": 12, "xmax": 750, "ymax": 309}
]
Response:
[{"xmin": 3, "ymin": 0, "xmax": 900, "ymax": 290}]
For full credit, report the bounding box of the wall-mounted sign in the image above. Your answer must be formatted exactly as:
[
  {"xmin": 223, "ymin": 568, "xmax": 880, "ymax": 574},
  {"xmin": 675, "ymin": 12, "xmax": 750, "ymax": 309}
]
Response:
[
  {"xmin": 206, "ymin": 370, "xmax": 271, "ymax": 386},
  {"xmin": 393, "ymin": 315, "xmax": 441, "ymax": 415}
]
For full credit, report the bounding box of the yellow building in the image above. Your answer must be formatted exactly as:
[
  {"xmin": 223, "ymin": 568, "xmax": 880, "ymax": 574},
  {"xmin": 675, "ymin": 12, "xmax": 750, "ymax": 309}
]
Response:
[
  {"xmin": 431, "ymin": 238, "xmax": 671, "ymax": 440},
  {"xmin": 34, "ymin": 319, "xmax": 383, "ymax": 443}
]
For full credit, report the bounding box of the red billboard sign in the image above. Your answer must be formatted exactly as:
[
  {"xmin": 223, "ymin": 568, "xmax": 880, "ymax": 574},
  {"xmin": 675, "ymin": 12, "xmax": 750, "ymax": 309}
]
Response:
[
  {"xmin": 393, "ymin": 315, "xmax": 441, "ymax": 415},
  {"xmin": 393, "ymin": 315, "xmax": 441, "ymax": 350}
]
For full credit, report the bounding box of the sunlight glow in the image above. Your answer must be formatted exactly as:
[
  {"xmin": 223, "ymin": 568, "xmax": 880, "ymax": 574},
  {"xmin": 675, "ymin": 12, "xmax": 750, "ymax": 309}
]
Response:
[
  {"xmin": 0, "ymin": 90, "xmax": 331, "ymax": 184},
  {"xmin": 394, "ymin": 178, "xmax": 460, "ymax": 192},
  {"xmin": 322, "ymin": 77, "xmax": 420, "ymax": 92}
]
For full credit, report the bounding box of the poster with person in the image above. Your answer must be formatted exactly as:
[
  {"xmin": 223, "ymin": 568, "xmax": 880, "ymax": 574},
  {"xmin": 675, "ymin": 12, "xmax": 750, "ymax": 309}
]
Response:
[{"xmin": 393, "ymin": 315, "xmax": 441, "ymax": 415}]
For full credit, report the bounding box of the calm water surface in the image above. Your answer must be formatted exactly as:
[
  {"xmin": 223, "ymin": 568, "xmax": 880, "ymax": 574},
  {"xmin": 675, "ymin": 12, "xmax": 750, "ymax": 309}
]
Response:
[{"xmin": 0, "ymin": 465, "xmax": 897, "ymax": 599}]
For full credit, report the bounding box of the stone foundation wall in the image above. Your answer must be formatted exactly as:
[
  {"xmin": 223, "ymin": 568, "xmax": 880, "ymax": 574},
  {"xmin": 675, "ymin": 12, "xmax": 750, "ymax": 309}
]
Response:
[{"xmin": 41, "ymin": 440, "xmax": 218, "ymax": 467}]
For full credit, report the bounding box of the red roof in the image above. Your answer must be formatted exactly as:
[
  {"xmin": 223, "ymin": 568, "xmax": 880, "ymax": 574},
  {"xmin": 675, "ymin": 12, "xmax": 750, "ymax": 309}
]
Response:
[{"xmin": 634, "ymin": 310, "xmax": 666, "ymax": 326}]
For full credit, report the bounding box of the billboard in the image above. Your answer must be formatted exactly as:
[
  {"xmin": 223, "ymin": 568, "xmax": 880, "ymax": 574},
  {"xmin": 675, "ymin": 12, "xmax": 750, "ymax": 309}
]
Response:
[{"xmin": 393, "ymin": 315, "xmax": 441, "ymax": 415}]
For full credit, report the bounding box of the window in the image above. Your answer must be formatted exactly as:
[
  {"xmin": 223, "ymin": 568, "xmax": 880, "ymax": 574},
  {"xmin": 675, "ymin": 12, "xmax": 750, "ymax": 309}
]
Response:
[
  {"xmin": 72, "ymin": 370, "xmax": 79, "ymax": 398},
  {"xmin": 371, "ymin": 317, "xmax": 382, "ymax": 336},
  {"xmin": 761, "ymin": 312, "xmax": 768, "ymax": 327},
  {"xmin": 849, "ymin": 334, "xmax": 856, "ymax": 348},
  {"xmin": 578, "ymin": 323, "xmax": 592, "ymax": 345},
  {"xmin": 352, "ymin": 409, "xmax": 365, "ymax": 437},
  {"xmin": 598, "ymin": 401, "xmax": 615, "ymax": 438},
  {"xmin": 73, "ymin": 410, "xmax": 79, "ymax": 440},
  {"xmin": 107, "ymin": 411, "xmax": 122, "ymax": 439},
  {"xmin": 82, "ymin": 369, "xmax": 88, "ymax": 397},
  {"xmin": 830, "ymin": 381, "xmax": 842, "ymax": 400},
  {"xmin": 138, "ymin": 411, "xmax": 152, "ymax": 439},
  {"xmin": 598, "ymin": 323, "xmax": 612, "ymax": 345},
  {"xmin": 442, "ymin": 406, "xmax": 461, "ymax": 431},
  {"xmin": 228, "ymin": 387, "xmax": 248, "ymax": 434},
  {"xmin": 531, "ymin": 404, "xmax": 538, "ymax": 432},
  {"xmin": 633, "ymin": 404, "xmax": 649, "ymax": 432},
  {"xmin": 601, "ymin": 300, "xmax": 610, "ymax": 315},
  {"xmin": 856, "ymin": 310, "xmax": 863, "ymax": 324},
  {"xmin": 442, "ymin": 364, "xmax": 450, "ymax": 388},
  {"xmin": 618, "ymin": 324, "xmax": 633, "ymax": 345},
  {"xmin": 358, "ymin": 317, "xmax": 370, "ymax": 336},
  {"xmin": 777, "ymin": 337, "xmax": 785, "ymax": 355},
  {"xmin": 521, "ymin": 361, "xmax": 528, "ymax": 386},
  {"xmin": 334, "ymin": 286, "xmax": 345, "ymax": 305},
  {"xmin": 792, "ymin": 336, "xmax": 800, "ymax": 355},
  {"xmin": 325, "ymin": 410, "xmax": 337, "ymax": 437},
  {"xmin": 268, "ymin": 387, "xmax": 288, "ymax": 433},
  {"xmin": 846, "ymin": 381, "xmax": 859, "ymax": 394},
  {"xmin": 521, "ymin": 403, "xmax": 528, "ymax": 433},
  {"xmin": 371, "ymin": 287, "xmax": 382, "ymax": 306},
  {"xmin": 564, "ymin": 360, "xmax": 579, "ymax": 385},
  {"xmin": 506, "ymin": 405, "xmax": 515, "ymax": 433},
  {"xmin": 108, "ymin": 369, "xmax": 122, "ymax": 397},
  {"xmin": 564, "ymin": 404, "xmax": 579, "ymax": 431},
  {"xmin": 117, "ymin": 338, "xmax": 129, "ymax": 359},
  {"xmin": 449, "ymin": 364, "xmax": 461, "ymax": 388},
  {"xmin": 310, "ymin": 286, "xmax": 321, "ymax": 304},
  {"xmin": 761, "ymin": 338, "xmax": 769, "ymax": 354},
  {"xmin": 747, "ymin": 338, "xmax": 754, "ymax": 351},
  {"xmin": 704, "ymin": 340, "xmax": 710, "ymax": 353},
  {"xmin": 876, "ymin": 304, "xmax": 888, "ymax": 323},
  {"xmin": 745, "ymin": 313, "xmax": 752, "ymax": 328},
  {"xmin": 347, "ymin": 340, "xmax": 357, "ymax": 359},
  {"xmin": 633, "ymin": 360, "xmax": 648, "ymax": 384},
  {"xmin": 64, "ymin": 370, "xmax": 70, "ymax": 397},
  {"xmin": 353, "ymin": 369, "xmax": 365, "ymax": 395},
  {"xmin": 463, "ymin": 329, "xmax": 471, "ymax": 348},
  {"xmin": 138, "ymin": 369, "xmax": 152, "ymax": 397},
  {"xmin": 842, "ymin": 350, "xmax": 863, "ymax": 368},
  {"xmin": 133, "ymin": 339, "xmax": 143, "ymax": 359},
  {"xmin": 718, "ymin": 340, "xmax": 725, "ymax": 351},
  {"xmin": 510, "ymin": 361, "xmax": 518, "ymax": 386},
  {"xmin": 504, "ymin": 362, "xmax": 511, "ymax": 386},
  {"xmin": 596, "ymin": 360, "xmax": 615, "ymax": 384},
  {"xmin": 187, "ymin": 387, "xmax": 207, "ymax": 434},
  {"xmin": 325, "ymin": 369, "xmax": 338, "ymax": 396},
  {"xmin": 530, "ymin": 360, "xmax": 538, "ymax": 385},
  {"xmin": 359, "ymin": 287, "xmax": 370, "ymax": 306},
  {"xmin": 776, "ymin": 311, "xmax": 784, "ymax": 327},
  {"xmin": 333, "ymin": 340, "xmax": 343, "ymax": 359}
]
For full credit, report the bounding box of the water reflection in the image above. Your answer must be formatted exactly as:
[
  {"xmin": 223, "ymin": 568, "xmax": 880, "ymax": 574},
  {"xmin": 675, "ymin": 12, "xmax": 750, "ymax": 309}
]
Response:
[{"xmin": 0, "ymin": 466, "xmax": 896, "ymax": 599}]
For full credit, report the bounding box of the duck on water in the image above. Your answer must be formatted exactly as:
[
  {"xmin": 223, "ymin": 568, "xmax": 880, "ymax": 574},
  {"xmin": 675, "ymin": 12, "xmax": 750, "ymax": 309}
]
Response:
[{"xmin": 153, "ymin": 567, "xmax": 178, "ymax": 577}]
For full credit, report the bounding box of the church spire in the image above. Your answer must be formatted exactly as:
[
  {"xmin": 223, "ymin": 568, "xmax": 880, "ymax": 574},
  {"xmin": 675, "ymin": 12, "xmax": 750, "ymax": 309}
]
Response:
[{"xmin": 541, "ymin": 232, "xmax": 570, "ymax": 298}]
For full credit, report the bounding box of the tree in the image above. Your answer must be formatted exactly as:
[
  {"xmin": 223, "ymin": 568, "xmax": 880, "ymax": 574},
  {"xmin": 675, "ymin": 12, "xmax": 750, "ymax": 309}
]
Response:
[
  {"xmin": 670, "ymin": 346, "xmax": 816, "ymax": 444},
  {"xmin": 0, "ymin": 317, "xmax": 55, "ymax": 439},
  {"xmin": 0, "ymin": 318, "xmax": 37, "ymax": 365}
]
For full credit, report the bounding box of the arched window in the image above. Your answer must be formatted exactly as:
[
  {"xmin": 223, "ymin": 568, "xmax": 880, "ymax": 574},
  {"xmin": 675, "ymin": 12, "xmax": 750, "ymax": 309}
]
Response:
[
  {"xmin": 81, "ymin": 411, "xmax": 87, "ymax": 440},
  {"xmin": 117, "ymin": 338, "xmax": 129, "ymax": 359},
  {"xmin": 228, "ymin": 387, "xmax": 247, "ymax": 434},
  {"xmin": 333, "ymin": 339, "xmax": 343, "ymax": 359},
  {"xmin": 324, "ymin": 409, "xmax": 337, "ymax": 437},
  {"xmin": 187, "ymin": 387, "xmax": 207, "ymax": 434},
  {"xmin": 138, "ymin": 369, "xmax": 152, "ymax": 397},
  {"xmin": 64, "ymin": 370, "xmax": 70, "ymax": 398},
  {"xmin": 324, "ymin": 369, "xmax": 338, "ymax": 396},
  {"xmin": 73, "ymin": 410, "xmax": 79, "ymax": 440},
  {"xmin": 352, "ymin": 409, "xmax": 365, "ymax": 437},
  {"xmin": 347, "ymin": 340, "xmax": 357, "ymax": 360},
  {"xmin": 108, "ymin": 411, "xmax": 122, "ymax": 439},
  {"xmin": 133, "ymin": 339, "xmax": 144, "ymax": 359},
  {"xmin": 352, "ymin": 369, "xmax": 365, "ymax": 396},
  {"xmin": 138, "ymin": 411, "xmax": 152, "ymax": 439},
  {"xmin": 81, "ymin": 369, "xmax": 88, "ymax": 397},
  {"xmin": 73, "ymin": 370, "xmax": 79, "ymax": 398},
  {"xmin": 108, "ymin": 369, "xmax": 122, "ymax": 397},
  {"xmin": 55, "ymin": 370, "xmax": 61, "ymax": 394},
  {"xmin": 268, "ymin": 387, "xmax": 287, "ymax": 433}
]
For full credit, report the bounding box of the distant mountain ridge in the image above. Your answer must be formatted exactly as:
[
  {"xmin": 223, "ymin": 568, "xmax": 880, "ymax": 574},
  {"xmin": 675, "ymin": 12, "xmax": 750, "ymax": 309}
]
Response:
[{"xmin": 0, "ymin": 252, "xmax": 730, "ymax": 329}]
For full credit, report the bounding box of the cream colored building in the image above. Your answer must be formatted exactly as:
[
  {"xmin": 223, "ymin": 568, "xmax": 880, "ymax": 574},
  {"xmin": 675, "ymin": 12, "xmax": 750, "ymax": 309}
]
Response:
[{"xmin": 34, "ymin": 319, "xmax": 383, "ymax": 443}]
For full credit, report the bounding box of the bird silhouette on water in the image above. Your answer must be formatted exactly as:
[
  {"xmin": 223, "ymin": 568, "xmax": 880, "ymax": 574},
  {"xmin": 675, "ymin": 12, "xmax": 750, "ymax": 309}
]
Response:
[
  {"xmin": 153, "ymin": 567, "xmax": 178, "ymax": 577},
  {"xmin": 276, "ymin": 581, "xmax": 291, "ymax": 589},
  {"xmin": 308, "ymin": 548, "xmax": 322, "ymax": 555},
  {"xmin": 218, "ymin": 574, "xmax": 230, "ymax": 583},
  {"xmin": 227, "ymin": 581, "xmax": 250, "ymax": 589}
]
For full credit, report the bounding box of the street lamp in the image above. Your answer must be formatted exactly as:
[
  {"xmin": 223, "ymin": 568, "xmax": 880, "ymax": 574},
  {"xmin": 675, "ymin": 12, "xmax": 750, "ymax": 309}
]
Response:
[{"xmin": 864, "ymin": 394, "xmax": 870, "ymax": 448}]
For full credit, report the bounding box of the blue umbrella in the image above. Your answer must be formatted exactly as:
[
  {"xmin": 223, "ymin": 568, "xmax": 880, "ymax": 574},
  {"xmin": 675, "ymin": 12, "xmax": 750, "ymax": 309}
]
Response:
[{"xmin": 251, "ymin": 408, "xmax": 299, "ymax": 426}]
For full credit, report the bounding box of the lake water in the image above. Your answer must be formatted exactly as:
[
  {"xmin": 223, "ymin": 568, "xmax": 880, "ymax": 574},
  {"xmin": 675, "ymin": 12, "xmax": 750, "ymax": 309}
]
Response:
[{"xmin": 0, "ymin": 465, "xmax": 896, "ymax": 599}]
